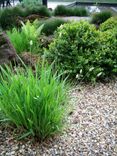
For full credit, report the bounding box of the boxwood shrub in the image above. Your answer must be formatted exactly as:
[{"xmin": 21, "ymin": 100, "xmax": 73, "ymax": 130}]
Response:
[{"xmin": 47, "ymin": 21, "xmax": 117, "ymax": 82}]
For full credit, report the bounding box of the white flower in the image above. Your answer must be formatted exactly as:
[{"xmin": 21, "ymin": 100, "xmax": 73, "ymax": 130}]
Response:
[
  {"xmin": 59, "ymin": 32, "xmax": 62, "ymax": 37},
  {"xmin": 80, "ymin": 69, "xmax": 83, "ymax": 74},
  {"xmin": 89, "ymin": 67, "xmax": 94, "ymax": 72},
  {"xmin": 59, "ymin": 25, "xmax": 64, "ymax": 29},
  {"xmin": 29, "ymin": 40, "xmax": 33, "ymax": 46},
  {"xmin": 97, "ymin": 72, "xmax": 102, "ymax": 77},
  {"xmin": 76, "ymin": 74, "xmax": 80, "ymax": 79}
]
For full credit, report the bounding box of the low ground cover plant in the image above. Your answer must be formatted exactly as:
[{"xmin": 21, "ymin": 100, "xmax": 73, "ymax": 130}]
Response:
[
  {"xmin": 0, "ymin": 64, "xmax": 68, "ymax": 140},
  {"xmin": 7, "ymin": 20, "xmax": 43, "ymax": 53},
  {"xmin": 91, "ymin": 11, "xmax": 112, "ymax": 25},
  {"xmin": 47, "ymin": 20, "xmax": 117, "ymax": 82},
  {"xmin": 54, "ymin": 5, "xmax": 88, "ymax": 16}
]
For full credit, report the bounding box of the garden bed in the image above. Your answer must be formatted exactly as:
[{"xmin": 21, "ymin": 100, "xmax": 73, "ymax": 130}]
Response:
[
  {"xmin": 0, "ymin": 82, "xmax": 116, "ymax": 155},
  {"xmin": 0, "ymin": 2, "xmax": 117, "ymax": 155}
]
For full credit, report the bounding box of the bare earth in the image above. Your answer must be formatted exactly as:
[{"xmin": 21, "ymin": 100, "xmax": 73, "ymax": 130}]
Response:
[{"xmin": 0, "ymin": 82, "xmax": 117, "ymax": 156}]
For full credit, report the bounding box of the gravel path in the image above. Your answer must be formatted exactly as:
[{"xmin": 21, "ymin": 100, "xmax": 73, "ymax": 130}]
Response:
[
  {"xmin": 59, "ymin": 16, "xmax": 90, "ymax": 22},
  {"xmin": 52, "ymin": 16, "xmax": 90, "ymax": 22},
  {"xmin": 0, "ymin": 82, "xmax": 117, "ymax": 156}
]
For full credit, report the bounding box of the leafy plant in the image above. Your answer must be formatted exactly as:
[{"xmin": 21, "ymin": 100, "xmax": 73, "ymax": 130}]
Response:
[
  {"xmin": 100, "ymin": 16, "xmax": 117, "ymax": 31},
  {"xmin": 7, "ymin": 20, "xmax": 43, "ymax": 53},
  {"xmin": 0, "ymin": 64, "xmax": 68, "ymax": 140},
  {"xmin": 91, "ymin": 11, "xmax": 112, "ymax": 25},
  {"xmin": 54, "ymin": 5, "xmax": 88, "ymax": 16}
]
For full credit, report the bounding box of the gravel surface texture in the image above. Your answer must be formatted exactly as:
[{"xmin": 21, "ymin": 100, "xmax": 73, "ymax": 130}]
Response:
[
  {"xmin": 59, "ymin": 16, "xmax": 90, "ymax": 22},
  {"xmin": 0, "ymin": 82, "xmax": 117, "ymax": 156},
  {"xmin": 52, "ymin": 16, "xmax": 90, "ymax": 22}
]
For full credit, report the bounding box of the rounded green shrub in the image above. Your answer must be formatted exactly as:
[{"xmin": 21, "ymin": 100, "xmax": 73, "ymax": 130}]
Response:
[
  {"xmin": 48, "ymin": 21, "xmax": 101, "ymax": 81},
  {"xmin": 98, "ymin": 29, "xmax": 117, "ymax": 75},
  {"xmin": 100, "ymin": 16, "xmax": 117, "ymax": 31},
  {"xmin": 48, "ymin": 21, "xmax": 117, "ymax": 82},
  {"xmin": 91, "ymin": 11, "xmax": 112, "ymax": 25},
  {"xmin": 0, "ymin": 65, "xmax": 68, "ymax": 140}
]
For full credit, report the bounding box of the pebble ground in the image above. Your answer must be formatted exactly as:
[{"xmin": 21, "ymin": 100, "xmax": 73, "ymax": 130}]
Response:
[{"xmin": 0, "ymin": 82, "xmax": 117, "ymax": 156}]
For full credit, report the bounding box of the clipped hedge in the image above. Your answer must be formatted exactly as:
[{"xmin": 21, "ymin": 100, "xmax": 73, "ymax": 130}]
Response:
[{"xmin": 48, "ymin": 21, "xmax": 117, "ymax": 82}]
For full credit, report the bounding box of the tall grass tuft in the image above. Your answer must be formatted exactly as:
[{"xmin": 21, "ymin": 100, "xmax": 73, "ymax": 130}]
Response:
[{"xmin": 0, "ymin": 64, "xmax": 68, "ymax": 140}]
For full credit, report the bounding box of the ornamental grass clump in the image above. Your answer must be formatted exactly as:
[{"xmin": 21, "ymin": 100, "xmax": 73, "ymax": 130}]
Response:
[{"xmin": 0, "ymin": 64, "xmax": 68, "ymax": 140}]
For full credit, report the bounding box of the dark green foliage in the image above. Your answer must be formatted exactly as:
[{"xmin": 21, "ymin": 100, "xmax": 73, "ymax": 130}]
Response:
[
  {"xmin": 24, "ymin": 5, "xmax": 51, "ymax": 17},
  {"xmin": 54, "ymin": 5, "xmax": 88, "ymax": 16},
  {"xmin": 38, "ymin": 18, "xmax": 66, "ymax": 36},
  {"xmin": 0, "ymin": 5, "xmax": 51, "ymax": 29},
  {"xmin": 54, "ymin": 5, "xmax": 67, "ymax": 16},
  {"xmin": 0, "ymin": 8, "xmax": 18, "ymax": 29},
  {"xmin": 100, "ymin": 16, "xmax": 117, "ymax": 31},
  {"xmin": 48, "ymin": 21, "xmax": 117, "ymax": 82},
  {"xmin": 91, "ymin": 11, "xmax": 112, "ymax": 25}
]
